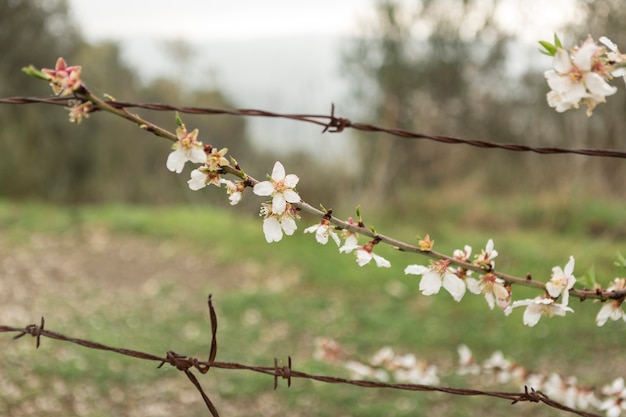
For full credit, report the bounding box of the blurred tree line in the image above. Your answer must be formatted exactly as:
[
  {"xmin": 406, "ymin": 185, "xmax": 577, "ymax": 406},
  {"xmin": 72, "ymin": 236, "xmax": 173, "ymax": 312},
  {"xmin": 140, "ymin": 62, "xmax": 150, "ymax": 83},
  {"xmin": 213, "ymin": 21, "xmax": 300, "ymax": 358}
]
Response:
[
  {"xmin": 0, "ymin": 0, "xmax": 247, "ymax": 205},
  {"xmin": 343, "ymin": 0, "xmax": 626, "ymax": 207}
]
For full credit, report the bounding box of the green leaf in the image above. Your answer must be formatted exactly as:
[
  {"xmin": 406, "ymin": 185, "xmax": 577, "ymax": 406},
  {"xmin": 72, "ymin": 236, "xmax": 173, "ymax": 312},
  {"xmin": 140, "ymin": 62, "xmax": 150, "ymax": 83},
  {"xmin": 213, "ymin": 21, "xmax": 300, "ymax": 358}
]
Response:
[
  {"xmin": 538, "ymin": 40, "xmax": 557, "ymax": 56},
  {"xmin": 554, "ymin": 33, "xmax": 563, "ymax": 49},
  {"xmin": 614, "ymin": 252, "xmax": 626, "ymax": 268},
  {"xmin": 175, "ymin": 112, "xmax": 183, "ymax": 127},
  {"xmin": 22, "ymin": 65, "xmax": 48, "ymax": 81},
  {"xmin": 578, "ymin": 265, "xmax": 597, "ymax": 289}
]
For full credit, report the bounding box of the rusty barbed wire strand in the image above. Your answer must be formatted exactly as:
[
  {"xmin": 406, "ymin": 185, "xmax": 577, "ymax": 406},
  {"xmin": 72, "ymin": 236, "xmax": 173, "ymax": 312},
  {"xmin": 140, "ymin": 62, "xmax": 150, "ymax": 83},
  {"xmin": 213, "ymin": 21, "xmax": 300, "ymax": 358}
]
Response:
[
  {"xmin": 0, "ymin": 296, "xmax": 602, "ymax": 417},
  {"xmin": 1, "ymin": 96, "xmax": 626, "ymax": 159}
]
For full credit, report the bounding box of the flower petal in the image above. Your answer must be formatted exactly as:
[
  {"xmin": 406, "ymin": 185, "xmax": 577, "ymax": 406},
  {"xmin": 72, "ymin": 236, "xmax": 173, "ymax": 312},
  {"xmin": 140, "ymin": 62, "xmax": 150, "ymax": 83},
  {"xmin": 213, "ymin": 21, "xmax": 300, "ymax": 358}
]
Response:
[
  {"xmin": 271, "ymin": 161, "xmax": 286, "ymax": 181},
  {"xmin": 253, "ymin": 181, "xmax": 274, "ymax": 197},
  {"xmin": 355, "ymin": 249, "xmax": 373, "ymax": 266},
  {"xmin": 404, "ymin": 264, "xmax": 429, "ymax": 275},
  {"xmin": 272, "ymin": 194, "xmax": 287, "ymax": 214},
  {"xmin": 372, "ymin": 254, "xmax": 391, "ymax": 268},
  {"xmin": 522, "ymin": 305, "xmax": 543, "ymax": 327},
  {"xmin": 263, "ymin": 217, "xmax": 283, "ymax": 243},
  {"xmin": 442, "ymin": 272, "xmax": 466, "ymax": 302},
  {"xmin": 283, "ymin": 189, "xmax": 301, "ymax": 204},
  {"xmin": 281, "ymin": 216, "xmax": 297, "ymax": 236},
  {"xmin": 553, "ymin": 48, "xmax": 572, "ymax": 73},
  {"xmin": 187, "ymin": 169, "xmax": 208, "ymax": 190},
  {"xmin": 419, "ymin": 271, "xmax": 442, "ymax": 296},
  {"xmin": 166, "ymin": 150, "xmax": 187, "ymax": 173},
  {"xmin": 284, "ymin": 174, "xmax": 299, "ymax": 188}
]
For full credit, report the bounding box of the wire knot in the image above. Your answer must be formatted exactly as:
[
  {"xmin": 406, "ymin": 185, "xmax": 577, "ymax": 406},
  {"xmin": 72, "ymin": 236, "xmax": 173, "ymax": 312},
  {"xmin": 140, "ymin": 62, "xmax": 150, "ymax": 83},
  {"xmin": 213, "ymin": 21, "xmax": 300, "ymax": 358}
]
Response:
[
  {"xmin": 159, "ymin": 351, "xmax": 193, "ymax": 371},
  {"xmin": 13, "ymin": 316, "xmax": 45, "ymax": 348},
  {"xmin": 323, "ymin": 103, "xmax": 351, "ymax": 133},
  {"xmin": 273, "ymin": 356, "xmax": 292, "ymax": 389}
]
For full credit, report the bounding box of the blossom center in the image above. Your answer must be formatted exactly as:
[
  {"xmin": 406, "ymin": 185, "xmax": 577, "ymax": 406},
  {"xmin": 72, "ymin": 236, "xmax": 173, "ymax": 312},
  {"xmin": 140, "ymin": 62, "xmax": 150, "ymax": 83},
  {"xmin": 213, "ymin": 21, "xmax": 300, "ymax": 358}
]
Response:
[{"xmin": 432, "ymin": 259, "xmax": 451, "ymax": 275}]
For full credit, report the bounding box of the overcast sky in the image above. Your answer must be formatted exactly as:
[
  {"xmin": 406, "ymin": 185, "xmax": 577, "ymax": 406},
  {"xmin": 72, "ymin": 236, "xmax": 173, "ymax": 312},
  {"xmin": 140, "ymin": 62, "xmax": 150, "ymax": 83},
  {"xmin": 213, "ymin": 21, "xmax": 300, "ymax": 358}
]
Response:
[
  {"xmin": 67, "ymin": 0, "xmax": 374, "ymax": 42},
  {"xmin": 66, "ymin": 0, "xmax": 578, "ymax": 44}
]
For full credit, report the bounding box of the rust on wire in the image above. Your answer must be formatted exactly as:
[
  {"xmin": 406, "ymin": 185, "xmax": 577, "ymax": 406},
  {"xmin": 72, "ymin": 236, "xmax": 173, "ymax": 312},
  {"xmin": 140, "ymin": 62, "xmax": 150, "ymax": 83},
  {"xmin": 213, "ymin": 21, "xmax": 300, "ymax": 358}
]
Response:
[
  {"xmin": 1, "ymin": 96, "xmax": 625, "ymax": 160},
  {"xmin": 0, "ymin": 296, "xmax": 602, "ymax": 417}
]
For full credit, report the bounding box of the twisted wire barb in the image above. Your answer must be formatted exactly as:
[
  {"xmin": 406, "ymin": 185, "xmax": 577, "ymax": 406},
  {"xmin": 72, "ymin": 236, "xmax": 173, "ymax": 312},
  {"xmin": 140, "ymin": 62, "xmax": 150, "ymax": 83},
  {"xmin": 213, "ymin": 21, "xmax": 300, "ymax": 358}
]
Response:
[
  {"xmin": 2, "ymin": 96, "xmax": 625, "ymax": 159},
  {"xmin": 0, "ymin": 296, "xmax": 601, "ymax": 417}
]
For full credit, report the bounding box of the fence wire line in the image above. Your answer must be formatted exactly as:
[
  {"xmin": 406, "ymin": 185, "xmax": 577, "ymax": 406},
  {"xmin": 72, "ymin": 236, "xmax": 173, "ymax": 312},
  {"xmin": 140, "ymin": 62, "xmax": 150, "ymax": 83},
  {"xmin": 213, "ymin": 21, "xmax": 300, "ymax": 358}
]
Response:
[
  {"xmin": 2, "ymin": 96, "xmax": 626, "ymax": 159},
  {"xmin": 0, "ymin": 295, "xmax": 601, "ymax": 417}
]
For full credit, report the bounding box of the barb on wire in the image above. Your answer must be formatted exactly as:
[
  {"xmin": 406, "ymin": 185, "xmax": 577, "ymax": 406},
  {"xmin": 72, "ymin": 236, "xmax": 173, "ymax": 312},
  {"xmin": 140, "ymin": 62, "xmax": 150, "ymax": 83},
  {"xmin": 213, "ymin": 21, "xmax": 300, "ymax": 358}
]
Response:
[
  {"xmin": 0, "ymin": 296, "xmax": 601, "ymax": 417},
  {"xmin": 1, "ymin": 96, "xmax": 625, "ymax": 159}
]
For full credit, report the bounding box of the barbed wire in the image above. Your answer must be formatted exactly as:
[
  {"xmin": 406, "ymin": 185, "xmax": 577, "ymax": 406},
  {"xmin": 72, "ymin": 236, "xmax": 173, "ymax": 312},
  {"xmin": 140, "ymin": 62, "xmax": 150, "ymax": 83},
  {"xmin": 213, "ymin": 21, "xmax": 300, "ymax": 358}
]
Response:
[
  {"xmin": 2, "ymin": 96, "xmax": 626, "ymax": 159},
  {"xmin": 0, "ymin": 295, "xmax": 602, "ymax": 417}
]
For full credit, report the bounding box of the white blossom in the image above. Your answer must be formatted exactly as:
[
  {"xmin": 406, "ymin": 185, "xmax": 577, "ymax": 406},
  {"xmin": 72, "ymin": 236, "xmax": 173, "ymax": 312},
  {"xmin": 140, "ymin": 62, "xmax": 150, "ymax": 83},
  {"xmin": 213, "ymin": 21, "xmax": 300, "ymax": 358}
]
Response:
[{"xmin": 253, "ymin": 161, "xmax": 300, "ymax": 214}]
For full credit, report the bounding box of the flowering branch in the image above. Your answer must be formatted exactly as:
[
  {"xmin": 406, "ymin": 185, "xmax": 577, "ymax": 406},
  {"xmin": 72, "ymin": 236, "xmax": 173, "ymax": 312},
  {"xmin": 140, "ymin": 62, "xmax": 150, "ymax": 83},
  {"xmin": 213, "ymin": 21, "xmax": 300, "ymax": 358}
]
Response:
[{"xmin": 18, "ymin": 57, "xmax": 626, "ymax": 331}]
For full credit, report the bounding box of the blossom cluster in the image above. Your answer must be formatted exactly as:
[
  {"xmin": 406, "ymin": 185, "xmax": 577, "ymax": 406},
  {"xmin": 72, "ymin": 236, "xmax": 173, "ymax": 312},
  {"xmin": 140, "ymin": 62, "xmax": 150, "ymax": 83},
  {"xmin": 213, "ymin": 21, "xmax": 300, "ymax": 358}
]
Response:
[
  {"xmin": 458, "ymin": 344, "xmax": 626, "ymax": 417},
  {"xmin": 542, "ymin": 34, "xmax": 626, "ymax": 116},
  {"xmin": 315, "ymin": 339, "xmax": 626, "ymax": 416},
  {"xmin": 314, "ymin": 337, "xmax": 439, "ymax": 385}
]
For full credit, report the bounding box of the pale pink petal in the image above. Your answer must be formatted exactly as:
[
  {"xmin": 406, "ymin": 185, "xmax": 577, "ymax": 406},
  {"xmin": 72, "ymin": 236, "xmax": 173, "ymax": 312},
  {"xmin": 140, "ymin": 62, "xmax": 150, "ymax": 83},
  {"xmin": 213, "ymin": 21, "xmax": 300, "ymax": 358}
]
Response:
[
  {"xmin": 272, "ymin": 194, "xmax": 287, "ymax": 214},
  {"xmin": 355, "ymin": 249, "xmax": 373, "ymax": 266},
  {"xmin": 553, "ymin": 48, "xmax": 572, "ymax": 73},
  {"xmin": 465, "ymin": 277, "xmax": 481, "ymax": 295},
  {"xmin": 372, "ymin": 254, "xmax": 391, "ymax": 268},
  {"xmin": 189, "ymin": 147, "xmax": 207, "ymax": 164},
  {"xmin": 253, "ymin": 181, "xmax": 274, "ymax": 196},
  {"xmin": 404, "ymin": 264, "xmax": 429, "ymax": 275},
  {"xmin": 283, "ymin": 189, "xmax": 301, "ymax": 203},
  {"xmin": 284, "ymin": 174, "xmax": 299, "ymax": 188},
  {"xmin": 573, "ymin": 41, "xmax": 600, "ymax": 71},
  {"xmin": 281, "ymin": 216, "xmax": 297, "ymax": 236},
  {"xmin": 312, "ymin": 227, "xmax": 328, "ymax": 244},
  {"xmin": 584, "ymin": 72, "xmax": 618, "ymax": 97},
  {"xmin": 484, "ymin": 292, "xmax": 496, "ymax": 309},
  {"xmin": 523, "ymin": 305, "xmax": 543, "ymax": 327},
  {"xmin": 187, "ymin": 169, "xmax": 208, "ymax": 190},
  {"xmin": 263, "ymin": 217, "xmax": 283, "ymax": 243},
  {"xmin": 419, "ymin": 271, "xmax": 442, "ymax": 296},
  {"xmin": 304, "ymin": 224, "xmax": 319, "ymax": 234},
  {"xmin": 339, "ymin": 243, "xmax": 359, "ymax": 254},
  {"xmin": 442, "ymin": 272, "xmax": 466, "ymax": 301},
  {"xmin": 166, "ymin": 150, "xmax": 187, "ymax": 173},
  {"xmin": 270, "ymin": 161, "xmax": 286, "ymax": 181},
  {"xmin": 564, "ymin": 256, "xmax": 575, "ymax": 276},
  {"xmin": 596, "ymin": 303, "xmax": 614, "ymax": 326}
]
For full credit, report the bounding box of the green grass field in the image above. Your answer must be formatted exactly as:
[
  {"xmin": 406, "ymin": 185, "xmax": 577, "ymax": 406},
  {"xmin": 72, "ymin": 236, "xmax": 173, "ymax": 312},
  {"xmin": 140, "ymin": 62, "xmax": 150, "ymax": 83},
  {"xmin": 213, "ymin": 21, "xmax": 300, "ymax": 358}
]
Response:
[{"xmin": 0, "ymin": 195, "xmax": 624, "ymax": 416}]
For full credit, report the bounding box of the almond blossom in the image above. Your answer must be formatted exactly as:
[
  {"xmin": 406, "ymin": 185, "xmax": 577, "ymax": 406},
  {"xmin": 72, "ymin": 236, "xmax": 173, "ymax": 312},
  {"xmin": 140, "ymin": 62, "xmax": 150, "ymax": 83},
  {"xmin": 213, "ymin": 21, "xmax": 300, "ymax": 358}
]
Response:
[
  {"xmin": 473, "ymin": 239, "xmax": 498, "ymax": 270},
  {"xmin": 340, "ymin": 239, "xmax": 390, "ymax": 268},
  {"xmin": 405, "ymin": 259, "xmax": 466, "ymax": 301},
  {"xmin": 600, "ymin": 36, "xmax": 626, "ymax": 85},
  {"xmin": 259, "ymin": 202, "xmax": 299, "ymax": 243},
  {"xmin": 511, "ymin": 295, "xmax": 574, "ymax": 327},
  {"xmin": 466, "ymin": 272, "xmax": 510, "ymax": 311},
  {"xmin": 253, "ymin": 161, "xmax": 300, "ymax": 214},
  {"xmin": 596, "ymin": 278, "xmax": 626, "ymax": 326},
  {"xmin": 304, "ymin": 218, "xmax": 340, "ymax": 246},
  {"xmin": 67, "ymin": 101, "xmax": 93, "ymax": 124},
  {"xmin": 166, "ymin": 124, "xmax": 206, "ymax": 173},
  {"xmin": 546, "ymin": 256, "xmax": 576, "ymax": 305},
  {"xmin": 223, "ymin": 179, "xmax": 246, "ymax": 205},
  {"xmin": 187, "ymin": 167, "xmax": 222, "ymax": 190},
  {"xmin": 41, "ymin": 57, "xmax": 82, "ymax": 96},
  {"xmin": 599, "ymin": 378, "xmax": 626, "ymax": 417},
  {"xmin": 545, "ymin": 36, "xmax": 617, "ymax": 116}
]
